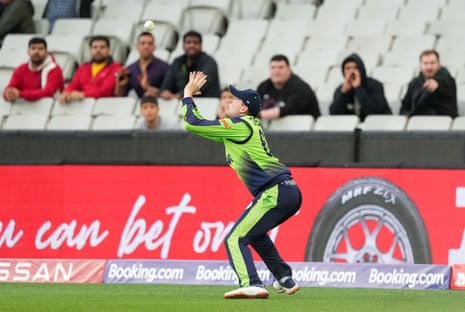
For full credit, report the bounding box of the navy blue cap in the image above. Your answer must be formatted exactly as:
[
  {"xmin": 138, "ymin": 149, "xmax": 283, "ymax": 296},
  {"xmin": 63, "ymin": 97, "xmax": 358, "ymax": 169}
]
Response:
[{"xmin": 229, "ymin": 85, "xmax": 262, "ymax": 117}]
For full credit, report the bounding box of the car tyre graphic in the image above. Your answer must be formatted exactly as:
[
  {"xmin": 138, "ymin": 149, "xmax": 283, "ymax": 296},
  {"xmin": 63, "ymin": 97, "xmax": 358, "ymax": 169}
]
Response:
[{"xmin": 305, "ymin": 177, "xmax": 432, "ymax": 264}]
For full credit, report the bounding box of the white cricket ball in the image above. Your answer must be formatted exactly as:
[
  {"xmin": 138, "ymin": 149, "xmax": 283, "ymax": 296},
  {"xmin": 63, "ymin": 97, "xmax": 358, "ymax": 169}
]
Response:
[{"xmin": 144, "ymin": 20, "xmax": 155, "ymax": 31}]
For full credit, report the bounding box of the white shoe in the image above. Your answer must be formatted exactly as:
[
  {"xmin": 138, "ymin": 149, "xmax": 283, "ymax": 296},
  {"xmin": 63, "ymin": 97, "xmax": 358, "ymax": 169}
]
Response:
[
  {"xmin": 224, "ymin": 286, "xmax": 269, "ymax": 299},
  {"xmin": 273, "ymin": 276, "xmax": 300, "ymax": 295}
]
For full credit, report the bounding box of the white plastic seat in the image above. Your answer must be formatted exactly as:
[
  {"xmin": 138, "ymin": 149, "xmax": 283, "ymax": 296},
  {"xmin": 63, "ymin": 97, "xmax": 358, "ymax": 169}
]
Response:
[
  {"xmin": 356, "ymin": 5, "xmax": 399, "ymax": 21},
  {"xmin": 345, "ymin": 20, "xmax": 387, "ymax": 37},
  {"xmin": 50, "ymin": 98, "xmax": 96, "ymax": 116},
  {"xmin": 371, "ymin": 66, "xmax": 415, "ymax": 84},
  {"xmin": 141, "ymin": 3, "xmax": 184, "ymax": 29},
  {"xmin": 456, "ymin": 68, "xmax": 465, "ymax": 84},
  {"xmin": 274, "ymin": 3, "xmax": 317, "ymax": 20},
  {"xmin": 10, "ymin": 98, "xmax": 54, "ymax": 115},
  {"xmin": 406, "ymin": 116, "xmax": 452, "ymax": 131},
  {"xmin": 180, "ymin": 6, "xmax": 228, "ymax": 36},
  {"xmin": 397, "ymin": 3, "xmax": 441, "ymax": 23},
  {"xmin": 239, "ymin": 64, "xmax": 268, "ymax": 87},
  {"xmin": 385, "ymin": 19, "xmax": 428, "ymax": 37},
  {"xmin": 0, "ymin": 68, "xmax": 14, "ymax": 90},
  {"xmin": 0, "ymin": 50, "xmax": 27, "ymax": 69},
  {"xmin": 293, "ymin": 64, "xmax": 328, "ymax": 91},
  {"xmin": 91, "ymin": 115, "xmax": 137, "ymax": 130},
  {"xmin": 93, "ymin": 97, "xmax": 137, "ymax": 116},
  {"xmin": 313, "ymin": 115, "xmax": 359, "ymax": 132},
  {"xmin": 253, "ymin": 35, "xmax": 305, "ymax": 66},
  {"xmin": 315, "ymin": 82, "xmax": 339, "ymax": 115},
  {"xmin": 1, "ymin": 34, "xmax": 36, "ymax": 51},
  {"xmin": 155, "ymin": 98, "xmax": 180, "ymax": 116},
  {"xmin": 46, "ymin": 34, "xmax": 84, "ymax": 62},
  {"xmin": 51, "ymin": 18, "xmax": 94, "ymax": 36},
  {"xmin": 99, "ymin": 3, "xmax": 144, "ymax": 22},
  {"xmin": 427, "ymin": 19, "xmax": 465, "ymax": 36},
  {"xmin": 314, "ymin": 5, "xmax": 358, "ymax": 22},
  {"xmin": 0, "ymin": 99, "xmax": 12, "ymax": 117},
  {"xmin": 92, "ymin": 18, "xmax": 134, "ymax": 47},
  {"xmin": 267, "ymin": 19, "xmax": 307, "ymax": 40},
  {"xmin": 190, "ymin": 0, "xmax": 232, "ymax": 14},
  {"xmin": 390, "ymin": 35, "xmax": 436, "ymax": 55},
  {"xmin": 438, "ymin": 51, "xmax": 465, "ymax": 70},
  {"xmin": 230, "ymin": 0, "xmax": 275, "ymax": 20},
  {"xmin": 305, "ymin": 19, "xmax": 347, "ymax": 37},
  {"xmin": 457, "ymin": 87, "xmax": 465, "ymax": 116},
  {"xmin": 383, "ymin": 50, "xmax": 420, "ymax": 67},
  {"xmin": 52, "ymin": 52, "xmax": 78, "ymax": 82},
  {"xmin": 218, "ymin": 62, "xmax": 243, "ymax": 88},
  {"xmin": 47, "ymin": 115, "xmax": 92, "ymax": 130},
  {"xmin": 2, "ymin": 114, "xmax": 48, "ymax": 130},
  {"xmin": 383, "ymin": 83, "xmax": 405, "ymax": 115},
  {"xmin": 267, "ymin": 115, "xmax": 314, "ymax": 132},
  {"xmin": 361, "ymin": 115, "xmax": 407, "ymax": 131},
  {"xmin": 436, "ymin": 35, "xmax": 465, "ymax": 54},
  {"xmin": 451, "ymin": 116, "xmax": 465, "ymax": 131},
  {"xmin": 346, "ymin": 35, "xmax": 392, "ymax": 56}
]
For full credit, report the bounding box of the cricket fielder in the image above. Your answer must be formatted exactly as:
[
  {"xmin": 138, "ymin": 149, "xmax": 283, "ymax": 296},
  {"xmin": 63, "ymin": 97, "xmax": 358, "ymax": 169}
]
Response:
[{"xmin": 182, "ymin": 71, "xmax": 302, "ymax": 299}]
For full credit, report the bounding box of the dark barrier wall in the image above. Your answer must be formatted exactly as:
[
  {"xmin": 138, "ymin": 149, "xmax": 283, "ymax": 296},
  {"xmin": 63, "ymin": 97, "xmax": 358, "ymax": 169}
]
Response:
[{"xmin": 1, "ymin": 130, "xmax": 465, "ymax": 167}]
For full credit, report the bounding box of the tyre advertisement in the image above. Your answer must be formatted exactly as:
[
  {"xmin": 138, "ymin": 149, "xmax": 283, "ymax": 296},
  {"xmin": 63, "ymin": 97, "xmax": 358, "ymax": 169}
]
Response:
[{"xmin": 1, "ymin": 165, "xmax": 465, "ymax": 266}]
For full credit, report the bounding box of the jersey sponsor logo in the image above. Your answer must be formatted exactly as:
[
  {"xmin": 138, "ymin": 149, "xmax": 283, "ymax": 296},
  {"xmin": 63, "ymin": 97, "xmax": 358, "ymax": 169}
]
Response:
[{"xmin": 220, "ymin": 118, "xmax": 231, "ymax": 128}]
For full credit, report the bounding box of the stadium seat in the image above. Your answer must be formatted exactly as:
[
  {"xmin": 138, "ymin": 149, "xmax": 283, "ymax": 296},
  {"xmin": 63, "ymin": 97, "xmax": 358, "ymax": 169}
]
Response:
[
  {"xmin": 156, "ymin": 98, "xmax": 181, "ymax": 116},
  {"xmin": 390, "ymin": 35, "xmax": 436, "ymax": 55},
  {"xmin": 345, "ymin": 35, "xmax": 391, "ymax": 57},
  {"xmin": 397, "ymin": 3, "xmax": 441, "ymax": 23},
  {"xmin": 91, "ymin": 115, "xmax": 137, "ymax": 130},
  {"xmin": 98, "ymin": 3, "xmax": 144, "ymax": 22},
  {"xmin": 371, "ymin": 66, "xmax": 415, "ymax": 85},
  {"xmin": 47, "ymin": 115, "xmax": 92, "ymax": 130},
  {"xmin": 385, "ymin": 19, "xmax": 428, "ymax": 37},
  {"xmin": 305, "ymin": 19, "xmax": 347, "ymax": 37},
  {"xmin": 0, "ymin": 99, "xmax": 12, "ymax": 118},
  {"xmin": 293, "ymin": 63, "xmax": 328, "ymax": 91},
  {"xmin": 315, "ymin": 82, "xmax": 339, "ymax": 115},
  {"xmin": 93, "ymin": 97, "xmax": 137, "ymax": 116},
  {"xmin": 50, "ymin": 98, "xmax": 96, "ymax": 116},
  {"xmin": 180, "ymin": 6, "xmax": 228, "ymax": 36},
  {"xmin": 313, "ymin": 115, "xmax": 359, "ymax": 132},
  {"xmin": 52, "ymin": 52, "xmax": 78, "ymax": 82},
  {"xmin": 438, "ymin": 50, "xmax": 465, "ymax": 70},
  {"xmin": 9, "ymin": 98, "xmax": 54, "ymax": 115},
  {"xmin": 2, "ymin": 114, "xmax": 48, "ymax": 130},
  {"xmin": 383, "ymin": 82, "xmax": 405, "ymax": 115},
  {"xmin": 360, "ymin": 115, "xmax": 407, "ymax": 131},
  {"xmin": 450, "ymin": 116, "xmax": 465, "ymax": 131},
  {"xmin": 426, "ymin": 19, "xmax": 465, "ymax": 36},
  {"xmin": 46, "ymin": 34, "xmax": 84, "ymax": 63},
  {"xmin": 229, "ymin": 0, "xmax": 275, "ymax": 20},
  {"xmin": 356, "ymin": 4, "xmax": 399, "ymax": 21},
  {"xmin": 253, "ymin": 34, "xmax": 305, "ymax": 66},
  {"xmin": 406, "ymin": 116, "xmax": 453, "ymax": 131},
  {"xmin": 239, "ymin": 64, "xmax": 268, "ymax": 87},
  {"xmin": 345, "ymin": 20, "xmax": 387, "ymax": 37},
  {"xmin": 436, "ymin": 35, "xmax": 465, "ymax": 54},
  {"xmin": 314, "ymin": 4, "xmax": 358, "ymax": 22},
  {"xmin": 267, "ymin": 115, "xmax": 314, "ymax": 132},
  {"xmin": 456, "ymin": 68, "xmax": 465, "ymax": 84},
  {"xmin": 457, "ymin": 87, "xmax": 465, "ymax": 116},
  {"xmin": 51, "ymin": 18, "xmax": 94, "ymax": 36},
  {"xmin": 274, "ymin": 3, "xmax": 316, "ymax": 20},
  {"xmin": 0, "ymin": 50, "xmax": 27, "ymax": 69},
  {"xmin": 218, "ymin": 62, "xmax": 243, "ymax": 88},
  {"xmin": 141, "ymin": 3, "xmax": 184, "ymax": 30},
  {"xmin": 0, "ymin": 68, "xmax": 14, "ymax": 91},
  {"xmin": 1, "ymin": 34, "xmax": 36, "ymax": 51}
]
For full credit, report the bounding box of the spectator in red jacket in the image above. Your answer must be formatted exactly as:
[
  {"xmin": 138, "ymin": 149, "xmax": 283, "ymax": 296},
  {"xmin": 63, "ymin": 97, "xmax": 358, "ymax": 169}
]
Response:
[
  {"xmin": 3, "ymin": 37, "xmax": 64, "ymax": 102},
  {"xmin": 59, "ymin": 35, "xmax": 121, "ymax": 104}
]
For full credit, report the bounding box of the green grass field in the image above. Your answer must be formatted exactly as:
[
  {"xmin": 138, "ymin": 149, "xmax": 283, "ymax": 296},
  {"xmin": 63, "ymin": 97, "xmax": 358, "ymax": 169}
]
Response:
[{"xmin": 1, "ymin": 283, "xmax": 464, "ymax": 312}]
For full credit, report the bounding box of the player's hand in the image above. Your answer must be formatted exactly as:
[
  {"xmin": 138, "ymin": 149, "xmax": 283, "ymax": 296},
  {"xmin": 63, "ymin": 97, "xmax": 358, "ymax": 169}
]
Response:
[{"xmin": 183, "ymin": 71, "xmax": 207, "ymax": 98}]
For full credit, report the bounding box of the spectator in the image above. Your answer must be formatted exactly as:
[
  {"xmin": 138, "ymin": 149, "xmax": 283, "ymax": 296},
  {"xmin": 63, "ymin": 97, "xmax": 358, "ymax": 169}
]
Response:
[
  {"xmin": 59, "ymin": 35, "xmax": 122, "ymax": 104},
  {"xmin": 160, "ymin": 30, "xmax": 220, "ymax": 99},
  {"xmin": 330, "ymin": 53, "xmax": 391, "ymax": 122},
  {"xmin": 216, "ymin": 87, "xmax": 233, "ymax": 119},
  {"xmin": 3, "ymin": 37, "xmax": 64, "ymax": 102},
  {"xmin": 115, "ymin": 32, "xmax": 169, "ymax": 98},
  {"xmin": 257, "ymin": 54, "xmax": 320, "ymax": 120},
  {"xmin": 43, "ymin": 0, "xmax": 94, "ymax": 33},
  {"xmin": 135, "ymin": 95, "xmax": 178, "ymax": 130},
  {"xmin": 400, "ymin": 49, "xmax": 457, "ymax": 117},
  {"xmin": 0, "ymin": 0, "xmax": 35, "ymax": 44}
]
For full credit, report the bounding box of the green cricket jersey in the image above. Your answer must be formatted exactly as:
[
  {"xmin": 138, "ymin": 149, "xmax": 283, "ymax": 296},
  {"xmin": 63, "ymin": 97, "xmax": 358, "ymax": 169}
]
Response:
[{"xmin": 182, "ymin": 97, "xmax": 291, "ymax": 196}]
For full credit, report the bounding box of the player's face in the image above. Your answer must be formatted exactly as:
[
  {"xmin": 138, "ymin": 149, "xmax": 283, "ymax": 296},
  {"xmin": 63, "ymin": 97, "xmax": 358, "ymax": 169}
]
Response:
[
  {"xmin": 183, "ymin": 36, "xmax": 202, "ymax": 58},
  {"xmin": 90, "ymin": 40, "xmax": 110, "ymax": 63},
  {"xmin": 28, "ymin": 43, "xmax": 47, "ymax": 66},
  {"xmin": 420, "ymin": 53, "xmax": 440, "ymax": 79},
  {"xmin": 137, "ymin": 35, "xmax": 155, "ymax": 59},
  {"xmin": 270, "ymin": 60, "xmax": 292, "ymax": 86},
  {"xmin": 218, "ymin": 90, "xmax": 234, "ymax": 118},
  {"xmin": 226, "ymin": 97, "xmax": 247, "ymax": 117},
  {"xmin": 140, "ymin": 102, "xmax": 159, "ymax": 122}
]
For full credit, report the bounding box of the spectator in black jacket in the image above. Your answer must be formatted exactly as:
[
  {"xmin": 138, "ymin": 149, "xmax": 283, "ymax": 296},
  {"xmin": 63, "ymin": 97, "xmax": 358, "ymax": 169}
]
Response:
[
  {"xmin": 257, "ymin": 54, "xmax": 320, "ymax": 120},
  {"xmin": 330, "ymin": 53, "xmax": 391, "ymax": 121},
  {"xmin": 400, "ymin": 49, "xmax": 457, "ymax": 117}
]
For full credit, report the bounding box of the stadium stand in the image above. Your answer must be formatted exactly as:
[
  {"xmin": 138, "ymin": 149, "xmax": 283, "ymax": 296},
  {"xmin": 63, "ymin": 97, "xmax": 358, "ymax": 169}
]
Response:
[{"xmin": 1, "ymin": 0, "xmax": 465, "ymax": 131}]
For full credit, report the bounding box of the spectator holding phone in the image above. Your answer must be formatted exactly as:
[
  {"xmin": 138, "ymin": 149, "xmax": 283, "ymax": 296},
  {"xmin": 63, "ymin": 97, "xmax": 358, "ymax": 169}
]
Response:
[
  {"xmin": 329, "ymin": 53, "xmax": 391, "ymax": 121},
  {"xmin": 115, "ymin": 32, "xmax": 169, "ymax": 98}
]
